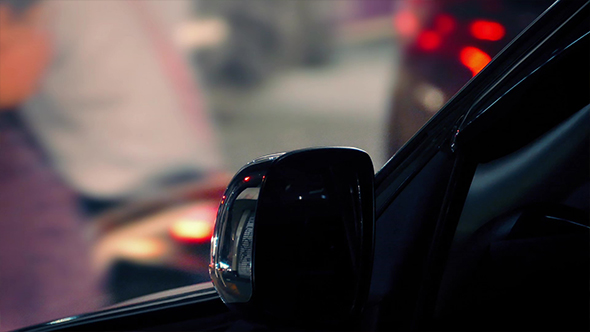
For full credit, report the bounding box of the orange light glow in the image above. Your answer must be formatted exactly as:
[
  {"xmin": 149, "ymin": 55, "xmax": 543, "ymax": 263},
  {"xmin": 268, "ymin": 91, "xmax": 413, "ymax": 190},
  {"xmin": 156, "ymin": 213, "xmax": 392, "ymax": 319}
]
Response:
[
  {"xmin": 170, "ymin": 203, "xmax": 217, "ymax": 244},
  {"xmin": 170, "ymin": 219, "xmax": 213, "ymax": 243},
  {"xmin": 417, "ymin": 31, "xmax": 441, "ymax": 51},
  {"xmin": 434, "ymin": 14, "xmax": 456, "ymax": 35},
  {"xmin": 118, "ymin": 238, "xmax": 166, "ymax": 260},
  {"xmin": 460, "ymin": 46, "xmax": 491, "ymax": 76},
  {"xmin": 393, "ymin": 9, "xmax": 420, "ymax": 38},
  {"xmin": 470, "ymin": 20, "xmax": 505, "ymax": 41}
]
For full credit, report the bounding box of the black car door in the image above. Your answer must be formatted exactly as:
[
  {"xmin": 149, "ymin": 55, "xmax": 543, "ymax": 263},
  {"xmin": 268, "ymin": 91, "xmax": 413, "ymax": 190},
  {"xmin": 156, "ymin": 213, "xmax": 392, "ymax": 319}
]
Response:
[{"xmin": 370, "ymin": 1, "xmax": 588, "ymax": 330}]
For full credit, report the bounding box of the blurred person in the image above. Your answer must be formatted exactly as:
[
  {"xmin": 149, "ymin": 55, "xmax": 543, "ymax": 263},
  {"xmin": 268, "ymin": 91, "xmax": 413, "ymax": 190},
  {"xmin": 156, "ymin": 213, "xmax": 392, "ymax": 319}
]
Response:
[
  {"xmin": 0, "ymin": 1, "xmax": 102, "ymax": 330},
  {"xmin": 21, "ymin": 0, "xmax": 224, "ymax": 217},
  {"xmin": 0, "ymin": 0, "xmax": 225, "ymax": 329}
]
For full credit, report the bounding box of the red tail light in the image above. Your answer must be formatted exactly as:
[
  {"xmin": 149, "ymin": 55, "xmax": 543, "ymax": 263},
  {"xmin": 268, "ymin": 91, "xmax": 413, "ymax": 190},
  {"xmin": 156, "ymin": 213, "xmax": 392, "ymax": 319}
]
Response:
[
  {"xmin": 470, "ymin": 20, "xmax": 505, "ymax": 41},
  {"xmin": 417, "ymin": 30, "xmax": 442, "ymax": 51},
  {"xmin": 460, "ymin": 46, "xmax": 491, "ymax": 76},
  {"xmin": 169, "ymin": 203, "xmax": 218, "ymax": 244},
  {"xmin": 434, "ymin": 14, "xmax": 456, "ymax": 35},
  {"xmin": 170, "ymin": 219, "xmax": 213, "ymax": 244}
]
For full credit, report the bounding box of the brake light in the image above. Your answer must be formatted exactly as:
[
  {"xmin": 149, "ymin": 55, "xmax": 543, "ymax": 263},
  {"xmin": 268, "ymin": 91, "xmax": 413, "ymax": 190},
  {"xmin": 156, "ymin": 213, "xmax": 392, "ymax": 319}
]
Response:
[
  {"xmin": 170, "ymin": 203, "xmax": 217, "ymax": 244},
  {"xmin": 460, "ymin": 46, "xmax": 491, "ymax": 76},
  {"xmin": 434, "ymin": 14, "xmax": 456, "ymax": 35},
  {"xmin": 417, "ymin": 30, "xmax": 441, "ymax": 51},
  {"xmin": 470, "ymin": 20, "xmax": 505, "ymax": 41},
  {"xmin": 170, "ymin": 219, "xmax": 213, "ymax": 244}
]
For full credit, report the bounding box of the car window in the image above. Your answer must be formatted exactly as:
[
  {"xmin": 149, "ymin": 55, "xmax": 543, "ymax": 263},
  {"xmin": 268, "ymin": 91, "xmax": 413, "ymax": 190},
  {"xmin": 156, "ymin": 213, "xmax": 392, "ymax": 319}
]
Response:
[{"xmin": 0, "ymin": 0, "xmax": 552, "ymax": 330}]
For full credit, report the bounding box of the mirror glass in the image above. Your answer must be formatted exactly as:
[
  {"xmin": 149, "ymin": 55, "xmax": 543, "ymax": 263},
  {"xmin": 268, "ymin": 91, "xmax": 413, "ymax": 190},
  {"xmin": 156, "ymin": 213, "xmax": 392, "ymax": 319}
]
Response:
[
  {"xmin": 210, "ymin": 156, "xmax": 272, "ymax": 303},
  {"xmin": 213, "ymin": 186, "xmax": 259, "ymax": 302}
]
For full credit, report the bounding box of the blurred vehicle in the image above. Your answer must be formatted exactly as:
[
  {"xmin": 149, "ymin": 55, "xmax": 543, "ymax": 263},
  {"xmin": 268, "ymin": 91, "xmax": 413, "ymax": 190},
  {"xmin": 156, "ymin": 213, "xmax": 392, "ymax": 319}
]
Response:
[
  {"xmin": 192, "ymin": 0, "xmax": 335, "ymax": 87},
  {"xmin": 387, "ymin": 0, "xmax": 554, "ymax": 155},
  {"xmin": 91, "ymin": 174, "xmax": 230, "ymax": 303},
  {"xmin": 20, "ymin": 0, "xmax": 589, "ymax": 331}
]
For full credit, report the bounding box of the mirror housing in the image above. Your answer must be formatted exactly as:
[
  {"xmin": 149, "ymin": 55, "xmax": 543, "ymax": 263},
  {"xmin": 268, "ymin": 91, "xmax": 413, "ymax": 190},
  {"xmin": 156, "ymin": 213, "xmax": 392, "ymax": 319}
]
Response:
[{"xmin": 209, "ymin": 147, "xmax": 375, "ymax": 328}]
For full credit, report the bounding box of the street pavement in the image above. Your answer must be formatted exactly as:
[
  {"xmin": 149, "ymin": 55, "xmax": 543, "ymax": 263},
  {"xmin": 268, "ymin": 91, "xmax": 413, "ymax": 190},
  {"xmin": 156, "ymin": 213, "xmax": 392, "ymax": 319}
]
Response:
[{"xmin": 211, "ymin": 41, "xmax": 399, "ymax": 172}]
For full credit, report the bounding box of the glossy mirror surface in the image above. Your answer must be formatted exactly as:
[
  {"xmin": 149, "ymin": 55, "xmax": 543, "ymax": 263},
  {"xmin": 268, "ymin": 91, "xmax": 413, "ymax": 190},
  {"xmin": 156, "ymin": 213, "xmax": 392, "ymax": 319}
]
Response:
[
  {"xmin": 210, "ymin": 154, "xmax": 279, "ymax": 303},
  {"xmin": 210, "ymin": 147, "xmax": 374, "ymax": 328}
]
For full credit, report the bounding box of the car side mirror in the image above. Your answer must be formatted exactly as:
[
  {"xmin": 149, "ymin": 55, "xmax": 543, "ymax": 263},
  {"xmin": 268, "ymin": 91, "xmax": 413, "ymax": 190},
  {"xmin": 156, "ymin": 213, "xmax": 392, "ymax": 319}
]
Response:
[{"xmin": 209, "ymin": 147, "xmax": 374, "ymax": 329}]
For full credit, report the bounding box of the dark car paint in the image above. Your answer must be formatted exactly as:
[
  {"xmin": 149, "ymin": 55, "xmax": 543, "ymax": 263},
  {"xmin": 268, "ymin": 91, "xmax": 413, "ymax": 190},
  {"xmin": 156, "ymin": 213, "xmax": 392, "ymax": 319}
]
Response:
[
  {"xmin": 20, "ymin": 1, "xmax": 589, "ymax": 330},
  {"xmin": 372, "ymin": 2, "xmax": 588, "ymax": 329}
]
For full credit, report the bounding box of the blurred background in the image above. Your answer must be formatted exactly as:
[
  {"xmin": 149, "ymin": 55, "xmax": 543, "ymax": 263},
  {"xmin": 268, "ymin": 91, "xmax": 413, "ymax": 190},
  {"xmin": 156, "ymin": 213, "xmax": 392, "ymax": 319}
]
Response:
[
  {"xmin": 193, "ymin": 0, "xmax": 397, "ymax": 171},
  {"xmin": 0, "ymin": 0, "xmax": 550, "ymax": 330}
]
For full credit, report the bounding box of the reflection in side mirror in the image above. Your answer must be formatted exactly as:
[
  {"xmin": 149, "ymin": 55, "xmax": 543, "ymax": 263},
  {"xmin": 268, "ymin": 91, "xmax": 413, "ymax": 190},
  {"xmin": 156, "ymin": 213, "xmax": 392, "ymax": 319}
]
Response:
[{"xmin": 209, "ymin": 147, "xmax": 375, "ymax": 329}]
